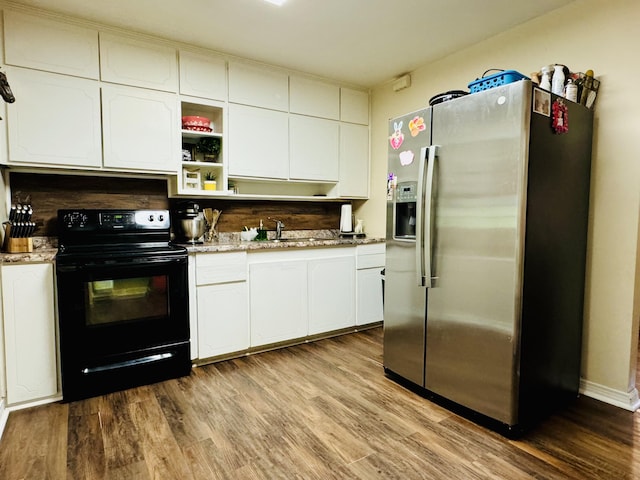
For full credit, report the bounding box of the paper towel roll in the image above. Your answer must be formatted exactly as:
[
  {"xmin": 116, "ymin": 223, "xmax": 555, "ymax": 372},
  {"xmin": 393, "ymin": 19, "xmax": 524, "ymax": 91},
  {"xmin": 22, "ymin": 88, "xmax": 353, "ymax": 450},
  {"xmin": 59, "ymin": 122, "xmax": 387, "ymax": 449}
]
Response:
[{"xmin": 340, "ymin": 204, "xmax": 353, "ymax": 232}]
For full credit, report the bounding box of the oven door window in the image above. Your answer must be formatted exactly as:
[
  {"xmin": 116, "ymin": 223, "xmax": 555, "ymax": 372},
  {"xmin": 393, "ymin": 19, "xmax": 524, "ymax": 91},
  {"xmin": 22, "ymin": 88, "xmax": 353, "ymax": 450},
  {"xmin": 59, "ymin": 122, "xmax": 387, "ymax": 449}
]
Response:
[{"xmin": 85, "ymin": 275, "xmax": 168, "ymax": 326}]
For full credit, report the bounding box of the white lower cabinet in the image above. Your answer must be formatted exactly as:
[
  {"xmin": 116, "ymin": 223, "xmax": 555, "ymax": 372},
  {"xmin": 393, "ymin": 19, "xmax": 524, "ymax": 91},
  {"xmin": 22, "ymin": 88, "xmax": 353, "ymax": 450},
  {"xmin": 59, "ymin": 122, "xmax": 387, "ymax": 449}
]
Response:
[
  {"xmin": 198, "ymin": 282, "xmax": 248, "ymax": 358},
  {"xmin": 195, "ymin": 252, "xmax": 249, "ymax": 359},
  {"xmin": 356, "ymin": 244, "xmax": 386, "ymax": 325},
  {"xmin": 248, "ymin": 248, "xmax": 356, "ymax": 347},
  {"xmin": 193, "ymin": 245, "xmax": 382, "ymax": 360},
  {"xmin": 308, "ymin": 254, "xmax": 355, "ymax": 334},
  {"xmin": 249, "ymin": 258, "xmax": 308, "ymax": 347},
  {"xmin": 2, "ymin": 263, "xmax": 58, "ymax": 405}
]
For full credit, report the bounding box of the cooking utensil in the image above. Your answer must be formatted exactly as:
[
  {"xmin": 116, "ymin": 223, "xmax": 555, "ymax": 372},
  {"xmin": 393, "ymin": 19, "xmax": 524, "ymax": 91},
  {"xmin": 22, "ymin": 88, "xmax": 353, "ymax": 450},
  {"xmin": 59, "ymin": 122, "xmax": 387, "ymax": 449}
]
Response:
[{"xmin": 203, "ymin": 208, "xmax": 221, "ymax": 242}]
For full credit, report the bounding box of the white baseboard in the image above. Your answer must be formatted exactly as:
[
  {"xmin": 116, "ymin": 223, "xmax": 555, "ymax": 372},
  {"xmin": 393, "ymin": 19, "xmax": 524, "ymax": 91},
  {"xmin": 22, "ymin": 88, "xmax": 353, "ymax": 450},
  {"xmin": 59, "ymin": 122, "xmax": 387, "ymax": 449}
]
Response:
[
  {"xmin": 0, "ymin": 398, "xmax": 7, "ymax": 442},
  {"xmin": 580, "ymin": 378, "xmax": 640, "ymax": 411}
]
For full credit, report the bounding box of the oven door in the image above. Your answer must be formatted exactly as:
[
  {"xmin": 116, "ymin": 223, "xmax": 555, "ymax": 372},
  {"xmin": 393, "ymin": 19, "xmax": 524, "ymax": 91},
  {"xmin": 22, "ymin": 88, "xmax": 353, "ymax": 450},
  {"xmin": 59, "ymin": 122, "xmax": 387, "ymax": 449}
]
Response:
[{"xmin": 56, "ymin": 254, "xmax": 190, "ymax": 400}]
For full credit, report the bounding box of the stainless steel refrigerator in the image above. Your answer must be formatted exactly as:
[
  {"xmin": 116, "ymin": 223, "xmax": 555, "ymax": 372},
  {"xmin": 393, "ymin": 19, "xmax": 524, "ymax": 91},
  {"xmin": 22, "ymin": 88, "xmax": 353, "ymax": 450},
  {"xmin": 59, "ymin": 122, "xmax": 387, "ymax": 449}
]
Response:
[{"xmin": 383, "ymin": 79, "xmax": 593, "ymax": 433}]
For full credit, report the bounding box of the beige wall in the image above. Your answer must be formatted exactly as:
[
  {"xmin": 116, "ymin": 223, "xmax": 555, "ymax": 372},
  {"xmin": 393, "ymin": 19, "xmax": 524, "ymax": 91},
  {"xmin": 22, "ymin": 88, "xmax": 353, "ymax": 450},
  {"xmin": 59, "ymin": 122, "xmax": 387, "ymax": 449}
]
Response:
[{"xmin": 362, "ymin": 0, "xmax": 640, "ymax": 407}]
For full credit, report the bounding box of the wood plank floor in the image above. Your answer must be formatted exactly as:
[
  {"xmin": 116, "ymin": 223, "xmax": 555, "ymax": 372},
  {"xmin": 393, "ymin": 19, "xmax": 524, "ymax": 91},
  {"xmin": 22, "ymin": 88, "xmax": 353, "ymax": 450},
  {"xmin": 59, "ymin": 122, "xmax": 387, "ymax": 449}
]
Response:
[{"xmin": 1, "ymin": 327, "xmax": 639, "ymax": 479}]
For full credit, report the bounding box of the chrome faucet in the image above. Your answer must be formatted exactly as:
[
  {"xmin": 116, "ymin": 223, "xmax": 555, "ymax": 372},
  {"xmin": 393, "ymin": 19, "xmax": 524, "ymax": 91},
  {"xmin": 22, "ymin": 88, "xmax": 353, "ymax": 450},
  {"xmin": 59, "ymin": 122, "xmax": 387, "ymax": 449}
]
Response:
[{"xmin": 271, "ymin": 218, "xmax": 285, "ymax": 239}]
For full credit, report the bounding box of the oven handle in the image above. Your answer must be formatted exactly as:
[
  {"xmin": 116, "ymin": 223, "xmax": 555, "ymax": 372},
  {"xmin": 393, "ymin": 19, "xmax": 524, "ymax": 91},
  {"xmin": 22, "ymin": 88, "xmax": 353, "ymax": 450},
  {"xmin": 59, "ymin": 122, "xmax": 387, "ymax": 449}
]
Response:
[
  {"xmin": 56, "ymin": 256, "xmax": 186, "ymax": 272},
  {"xmin": 82, "ymin": 352, "xmax": 175, "ymax": 374}
]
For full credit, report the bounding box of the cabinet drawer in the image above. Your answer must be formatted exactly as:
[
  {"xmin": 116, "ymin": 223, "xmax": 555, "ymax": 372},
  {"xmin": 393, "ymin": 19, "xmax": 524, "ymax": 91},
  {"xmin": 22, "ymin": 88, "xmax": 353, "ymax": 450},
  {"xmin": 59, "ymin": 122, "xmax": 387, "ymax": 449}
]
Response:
[
  {"xmin": 196, "ymin": 252, "xmax": 247, "ymax": 285},
  {"xmin": 356, "ymin": 243, "xmax": 385, "ymax": 256},
  {"xmin": 357, "ymin": 254, "xmax": 386, "ymax": 269},
  {"xmin": 356, "ymin": 244, "xmax": 386, "ymax": 269}
]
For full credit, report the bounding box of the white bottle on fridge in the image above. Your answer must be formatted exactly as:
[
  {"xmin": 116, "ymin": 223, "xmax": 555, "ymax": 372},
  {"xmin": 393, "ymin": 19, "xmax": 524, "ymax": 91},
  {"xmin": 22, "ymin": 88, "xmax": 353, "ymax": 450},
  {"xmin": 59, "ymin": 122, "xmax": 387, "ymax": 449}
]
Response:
[{"xmin": 552, "ymin": 65, "xmax": 565, "ymax": 96}]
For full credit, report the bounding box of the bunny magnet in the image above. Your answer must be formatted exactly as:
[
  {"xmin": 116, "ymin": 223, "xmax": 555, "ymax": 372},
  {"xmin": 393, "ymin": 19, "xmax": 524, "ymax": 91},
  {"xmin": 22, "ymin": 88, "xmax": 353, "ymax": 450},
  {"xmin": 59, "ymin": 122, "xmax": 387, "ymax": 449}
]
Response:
[{"xmin": 389, "ymin": 121, "xmax": 404, "ymax": 150}]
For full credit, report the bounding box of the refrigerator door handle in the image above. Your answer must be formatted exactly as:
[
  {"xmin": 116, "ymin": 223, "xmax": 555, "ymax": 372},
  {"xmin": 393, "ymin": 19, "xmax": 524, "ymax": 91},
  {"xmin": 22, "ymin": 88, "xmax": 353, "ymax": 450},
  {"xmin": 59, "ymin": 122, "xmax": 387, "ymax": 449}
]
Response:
[
  {"xmin": 416, "ymin": 146, "xmax": 428, "ymax": 287},
  {"xmin": 423, "ymin": 145, "xmax": 438, "ymax": 288}
]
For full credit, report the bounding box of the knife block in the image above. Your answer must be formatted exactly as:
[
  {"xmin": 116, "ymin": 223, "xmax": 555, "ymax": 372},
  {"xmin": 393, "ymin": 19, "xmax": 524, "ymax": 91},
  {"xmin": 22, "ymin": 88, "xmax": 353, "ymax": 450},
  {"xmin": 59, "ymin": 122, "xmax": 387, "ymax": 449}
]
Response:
[{"xmin": 2, "ymin": 224, "xmax": 33, "ymax": 253}]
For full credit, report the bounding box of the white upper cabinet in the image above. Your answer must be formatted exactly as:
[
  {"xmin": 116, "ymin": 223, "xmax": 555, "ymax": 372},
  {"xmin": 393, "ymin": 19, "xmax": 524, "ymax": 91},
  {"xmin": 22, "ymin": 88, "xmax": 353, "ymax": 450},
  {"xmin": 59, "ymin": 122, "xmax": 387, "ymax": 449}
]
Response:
[
  {"xmin": 228, "ymin": 103, "xmax": 288, "ymax": 179},
  {"xmin": 289, "ymin": 115, "xmax": 339, "ymax": 182},
  {"xmin": 99, "ymin": 32, "xmax": 178, "ymax": 92},
  {"xmin": 102, "ymin": 84, "xmax": 179, "ymax": 173},
  {"xmin": 6, "ymin": 67, "xmax": 102, "ymax": 168},
  {"xmin": 179, "ymin": 50, "xmax": 227, "ymax": 101},
  {"xmin": 4, "ymin": 10, "xmax": 99, "ymax": 79},
  {"xmin": 228, "ymin": 61, "xmax": 288, "ymax": 111},
  {"xmin": 289, "ymin": 76, "xmax": 339, "ymax": 119},
  {"xmin": 339, "ymin": 123, "xmax": 369, "ymax": 198},
  {"xmin": 341, "ymin": 87, "xmax": 369, "ymax": 125}
]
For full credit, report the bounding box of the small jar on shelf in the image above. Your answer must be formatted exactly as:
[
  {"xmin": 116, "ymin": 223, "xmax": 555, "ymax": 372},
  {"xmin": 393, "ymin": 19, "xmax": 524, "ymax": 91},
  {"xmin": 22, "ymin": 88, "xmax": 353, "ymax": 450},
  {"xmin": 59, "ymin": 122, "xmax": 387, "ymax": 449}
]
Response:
[{"xmin": 203, "ymin": 171, "xmax": 217, "ymax": 191}]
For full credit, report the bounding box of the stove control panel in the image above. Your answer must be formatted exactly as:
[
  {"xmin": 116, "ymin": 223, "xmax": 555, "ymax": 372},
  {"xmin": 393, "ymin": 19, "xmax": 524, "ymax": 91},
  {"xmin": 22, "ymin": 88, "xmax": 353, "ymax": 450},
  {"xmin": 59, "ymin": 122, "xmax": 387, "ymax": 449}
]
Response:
[
  {"xmin": 61, "ymin": 211, "xmax": 90, "ymax": 228},
  {"xmin": 59, "ymin": 209, "xmax": 171, "ymax": 231}
]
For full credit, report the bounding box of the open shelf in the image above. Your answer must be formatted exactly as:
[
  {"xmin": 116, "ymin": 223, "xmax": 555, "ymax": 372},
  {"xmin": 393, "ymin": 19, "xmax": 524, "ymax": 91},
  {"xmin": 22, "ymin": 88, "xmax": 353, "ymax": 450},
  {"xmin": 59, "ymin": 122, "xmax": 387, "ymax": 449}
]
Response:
[{"xmin": 172, "ymin": 97, "xmax": 227, "ymax": 196}]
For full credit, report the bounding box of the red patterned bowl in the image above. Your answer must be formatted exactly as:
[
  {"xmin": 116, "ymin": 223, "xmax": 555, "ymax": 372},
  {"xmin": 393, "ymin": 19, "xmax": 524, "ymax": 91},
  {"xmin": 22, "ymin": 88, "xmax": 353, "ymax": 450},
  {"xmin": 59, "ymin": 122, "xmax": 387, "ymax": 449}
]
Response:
[{"xmin": 182, "ymin": 116, "xmax": 212, "ymax": 132}]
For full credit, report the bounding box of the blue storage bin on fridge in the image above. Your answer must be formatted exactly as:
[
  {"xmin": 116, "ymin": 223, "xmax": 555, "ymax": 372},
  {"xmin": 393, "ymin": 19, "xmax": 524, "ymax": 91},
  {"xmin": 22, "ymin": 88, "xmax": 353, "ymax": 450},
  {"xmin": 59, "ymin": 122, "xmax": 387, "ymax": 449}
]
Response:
[{"xmin": 468, "ymin": 70, "xmax": 529, "ymax": 93}]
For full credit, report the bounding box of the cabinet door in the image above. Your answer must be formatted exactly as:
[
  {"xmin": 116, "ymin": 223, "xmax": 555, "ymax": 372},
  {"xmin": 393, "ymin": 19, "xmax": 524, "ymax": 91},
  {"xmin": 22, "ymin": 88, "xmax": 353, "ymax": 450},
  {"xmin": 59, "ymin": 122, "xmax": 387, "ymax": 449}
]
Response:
[
  {"xmin": 228, "ymin": 61, "xmax": 288, "ymax": 111},
  {"xmin": 308, "ymin": 255, "xmax": 355, "ymax": 335},
  {"xmin": 4, "ymin": 10, "xmax": 99, "ymax": 78},
  {"xmin": 249, "ymin": 260, "xmax": 307, "ymax": 346},
  {"xmin": 290, "ymin": 76, "xmax": 339, "ymax": 119},
  {"xmin": 228, "ymin": 104, "xmax": 288, "ymax": 179},
  {"xmin": 339, "ymin": 123, "xmax": 369, "ymax": 198},
  {"xmin": 6, "ymin": 67, "xmax": 102, "ymax": 168},
  {"xmin": 102, "ymin": 84, "xmax": 180, "ymax": 173},
  {"xmin": 357, "ymin": 268, "xmax": 384, "ymax": 325},
  {"xmin": 99, "ymin": 32, "xmax": 178, "ymax": 92},
  {"xmin": 197, "ymin": 282, "xmax": 249, "ymax": 358},
  {"xmin": 289, "ymin": 115, "xmax": 339, "ymax": 182},
  {"xmin": 2, "ymin": 263, "xmax": 58, "ymax": 405},
  {"xmin": 179, "ymin": 50, "xmax": 227, "ymax": 101},
  {"xmin": 340, "ymin": 88, "xmax": 369, "ymax": 125}
]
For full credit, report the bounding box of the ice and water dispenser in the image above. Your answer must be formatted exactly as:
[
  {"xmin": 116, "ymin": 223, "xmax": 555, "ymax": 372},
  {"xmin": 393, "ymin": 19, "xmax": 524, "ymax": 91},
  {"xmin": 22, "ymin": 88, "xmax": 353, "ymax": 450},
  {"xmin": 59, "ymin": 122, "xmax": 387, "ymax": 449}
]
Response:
[{"xmin": 394, "ymin": 181, "xmax": 417, "ymax": 239}]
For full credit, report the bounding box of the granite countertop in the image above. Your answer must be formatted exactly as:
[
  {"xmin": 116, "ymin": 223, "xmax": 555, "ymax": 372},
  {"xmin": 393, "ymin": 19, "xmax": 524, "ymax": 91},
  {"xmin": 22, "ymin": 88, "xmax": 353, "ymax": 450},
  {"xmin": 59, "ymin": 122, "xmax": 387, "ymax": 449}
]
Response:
[
  {"xmin": 0, "ymin": 237, "xmax": 58, "ymax": 263},
  {"xmin": 0, "ymin": 231, "xmax": 384, "ymax": 263},
  {"xmin": 185, "ymin": 229, "xmax": 384, "ymax": 253}
]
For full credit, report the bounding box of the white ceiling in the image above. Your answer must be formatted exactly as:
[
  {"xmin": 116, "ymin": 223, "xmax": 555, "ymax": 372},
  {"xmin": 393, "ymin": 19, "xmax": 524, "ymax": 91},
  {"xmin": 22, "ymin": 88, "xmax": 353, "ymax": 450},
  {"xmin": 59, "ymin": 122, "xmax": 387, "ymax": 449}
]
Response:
[{"xmin": 9, "ymin": 0, "xmax": 575, "ymax": 87}]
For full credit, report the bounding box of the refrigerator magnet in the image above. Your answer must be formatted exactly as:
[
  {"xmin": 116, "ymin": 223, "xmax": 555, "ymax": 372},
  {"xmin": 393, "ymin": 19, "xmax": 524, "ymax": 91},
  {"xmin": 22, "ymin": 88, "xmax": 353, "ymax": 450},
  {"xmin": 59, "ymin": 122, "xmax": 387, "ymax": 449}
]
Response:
[
  {"xmin": 389, "ymin": 121, "xmax": 404, "ymax": 149},
  {"xmin": 533, "ymin": 88, "xmax": 551, "ymax": 117},
  {"xmin": 552, "ymin": 99, "xmax": 569, "ymax": 134},
  {"xmin": 408, "ymin": 115, "xmax": 426, "ymax": 137},
  {"xmin": 399, "ymin": 150, "xmax": 415, "ymax": 166}
]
